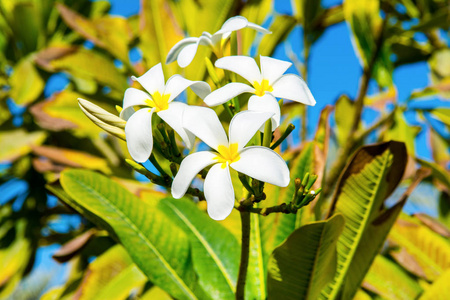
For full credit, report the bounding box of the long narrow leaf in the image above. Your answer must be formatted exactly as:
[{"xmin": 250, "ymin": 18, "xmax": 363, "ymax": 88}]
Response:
[
  {"xmin": 267, "ymin": 214, "xmax": 345, "ymax": 300},
  {"xmin": 59, "ymin": 169, "xmax": 200, "ymax": 300}
]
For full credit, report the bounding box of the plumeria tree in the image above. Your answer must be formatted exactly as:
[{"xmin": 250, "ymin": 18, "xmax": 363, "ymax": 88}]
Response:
[{"xmin": 1, "ymin": 0, "xmax": 449, "ymax": 299}]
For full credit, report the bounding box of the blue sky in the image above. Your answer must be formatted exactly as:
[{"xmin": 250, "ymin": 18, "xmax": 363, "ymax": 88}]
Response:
[{"xmin": 106, "ymin": 0, "xmax": 439, "ymax": 159}]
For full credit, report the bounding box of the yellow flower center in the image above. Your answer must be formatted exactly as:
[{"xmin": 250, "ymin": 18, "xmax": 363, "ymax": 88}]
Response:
[
  {"xmin": 214, "ymin": 143, "xmax": 240, "ymax": 169},
  {"xmin": 145, "ymin": 91, "xmax": 170, "ymax": 112},
  {"xmin": 253, "ymin": 79, "xmax": 273, "ymax": 97}
]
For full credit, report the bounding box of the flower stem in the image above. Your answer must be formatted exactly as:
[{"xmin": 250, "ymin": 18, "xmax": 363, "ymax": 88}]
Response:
[
  {"xmin": 262, "ymin": 120, "xmax": 272, "ymax": 147},
  {"xmin": 271, "ymin": 123, "xmax": 295, "ymax": 149},
  {"xmin": 236, "ymin": 210, "xmax": 251, "ymax": 300}
]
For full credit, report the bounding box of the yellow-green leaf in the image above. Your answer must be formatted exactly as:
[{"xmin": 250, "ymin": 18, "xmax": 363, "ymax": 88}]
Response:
[
  {"xmin": 32, "ymin": 145, "xmax": 111, "ymax": 174},
  {"xmin": 9, "ymin": 58, "xmax": 44, "ymax": 106},
  {"xmin": 59, "ymin": 169, "xmax": 201, "ymax": 300},
  {"xmin": 0, "ymin": 129, "xmax": 46, "ymax": 162},
  {"xmin": 31, "ymin": 90, "xmax": 102, "ymax": 138},
  {"xmin": 322, "ymin": 141, "xmax": 407, "ymax": 300},
  {"xmin": 267, "ymin": 215, "xmax": 345, "ymax": 300},
  {"xmin": 362, "ymin": 255, "xmax": 423, "ymax": 300},
  {"xmin": 389, "ymin": 214, "xmax": 450, "ymax": 281}
]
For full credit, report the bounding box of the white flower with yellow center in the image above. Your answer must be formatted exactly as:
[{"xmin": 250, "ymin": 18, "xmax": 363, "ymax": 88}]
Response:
[
  {"xmin": 166, "ymin": 16, "xmax": 271, "ymax": 68},
  {"xmin": 204, "ymin": 55, "xmax": 316, "ymax": 130},
  {"xmin": 171, "ymin": 107, "xmax": 290, "ymax": 220},
  {"xmin": 121, "ymin": 63, "xmax": 210, "ymax": 163}
]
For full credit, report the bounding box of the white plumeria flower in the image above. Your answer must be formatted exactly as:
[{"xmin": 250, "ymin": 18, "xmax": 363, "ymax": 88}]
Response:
[
  {"xmin": 172, "ymin": 107, "xmax": 290, "ymax": 220},
  {"xmin": 166, "ymin": 16, "xmax": 271, "ymax": 68},
  {"xmin": 121, "ymin": 63, "xmax": 210, "ymax": 163},
  {"xmin": 203, "ymin": 55, "xmax": 316, "ymax": 130}
]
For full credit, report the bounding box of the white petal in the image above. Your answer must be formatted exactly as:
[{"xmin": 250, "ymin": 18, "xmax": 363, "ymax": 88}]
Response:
[
  {"xmin": 210, "ymin": 33, "xmax": 223, "ymax": 47},
  {"xmin": 231, "ymin": 146, "xmax": 290, "ymax": 187},
  {"xmin": 125, "ymin": 108, "xmax": 154, "ymax": 163},
  {"xmin": 215, "ymin": 56, "xmax": 262, "ymax": 84},
  {"xmin": 245, "ymin": 22, "xmax": 272, "ymax": 34},
  {"xmin": 271, "ymin": 74, "xmax": 316, "ymax": 106},
  {"xmin": 158, "ymin": 102, "xmax": 195, "ymax": 149},
  {"xmin": 229, "ymin": 110, "xmax": 273, "ymax": 151},
  {"xmin": 201, "ymin": 31, "xmax": 213, "ymax": 39},
  {"xmin": 120, "ymin": 88, "xmax": 150, "ymax": 119},
  {"xmin": 164, "ymin": 75, "xmax": 210, "ymax": 102},
  {"xmin": 121, "ymin": 106, "xmax": 135, "ymax": 121},
  {"xmin": 214, "ymin": 16, "xmax": 271, "ymax": 36},
  {"xmin": 177, "ymin": 43, "xmax": 199, "ymax": 68},
  {"xmin": 248, "ymin": 94, "xmax": 281, "ymax": 130},
  {"xmin": 183, "ymin": 106, "xmax": 228, "ymax": 151},
  {"xmin": 171, "ymin": 151, "xmax": 217, "ymax": 199},
  {"xmin": 204, "ymin": 83, "xmax": 255, "ymax": 107},
  {"xmin": 131, "ymin": 63, "xmax": 165, "ymax": 95},
  {"xmin": 166, "ymin": 37, "xmax": 198, "ymax": 64},
  {"xmin": 214, "ymin": 16, "xmax": 249, "ymax": 35},
  {"xmin": 260, "ymin": 56, "xmax": 292, "ymax": 85},
  {"xmin": 204, "ymin": 163, "xmax": 235, "ymax": 220}
]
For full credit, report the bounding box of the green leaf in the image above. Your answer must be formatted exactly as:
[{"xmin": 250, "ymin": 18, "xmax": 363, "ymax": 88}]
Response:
[
  {"xmin": 428, "ymin": 108, "xmax": 450, "ymax": 128},
  {"xmin": 59, "ymin": 169, "xmax": 201, "ymax": 300},
  {"xmin": 30, "ymin": 90, "xmax": 102, "ymax": 138},
  {"xmin": 0, "ymin": 219, "xmax": 32, "ymax": 299},
  {"xmin": 75, "ymin": 245, "xmax": 146, "ymax": 300},
  {"xmin": 416, "ymin": 158, "xmax": 450, "ymax": 191},
  {"xmin": 0, "ymin": 129, "xmax": 46, "ymax": 163},
  {"xmin": 257, "ymin": 15, "xmax": 297, "ymax": 57},
  {"xmin": 139, "ymin": 0, "xmax": 184, "ymax": 75},
  {"xmin": 261, "ymin": 142, "xmax": 317, "ymax": 255},
  {"xmin": 335, "ymin": 95, "xmax": 355, "ymax": 147},
  {"xmin": 246, "ymin": 212, "xmax": 267, "ymax": 299},
  {"xmin": 419, "ymin": 268, "xmax": 450, "ymax": 299},
  {"xmin": 429, "ymin": 49, "xmax": 450, "ymax": 79},
  {"xmin": 32, "ymin": 145, "xmax": 111, "ymax": 174},
  {"xmin": 240, "ymin": 0, "xmax": 273, "ymax": 55},
  {"xmin": 35, "ymin": 46, "xmax": 128, "ymax": 92},
  {"xmin": 430, "ymin": 126, "xmax": 450, "ymax": 167},
  {"xmin": 382, "ymin": 109, "xmax": 420, "ymax": 156},
  {"xmin": 321, "ymin": 141, "xmax": 407, "ymax": 300},
  {"xmin": 293, "ymin": 0, "xmax": 322, "ymax": 31},
  {"xmin": 9, "ymin": 2, "xmax": 41, "ymax": 54},
  {"xmin": 411, "ymin": 7, "xmax": 449, "ymax": 32},
  {"xmin": 57, "ymin": 4, "xmax": 133, "ymax": 63},
  {"xmin": 389, "ymin": 214, "xmax": 450, "ymax": 281},
  {"xmin": 362, "ymin": 255, "xmax": 423, "ymax": 300},
  {"xmin": 344, "ymin": 0, "xmax": 392, "ymax": 87},
  {"xmin": 267, "ymin": 214, "xmax": 345, "ymax": 300},
  {"xmin": 140, "ymin": 286, "xmax": 172, "ymax": 300},
  {"xmin": 158, "ymin": 198, "xmax": 239, "ymax": 300},
  {"xmin": 9, "ymin": 58, "xmax": 44, "ymax": 106},
  {"xmin": 390, "ymin": 36, "xmax": 432, "ymax": 66}
]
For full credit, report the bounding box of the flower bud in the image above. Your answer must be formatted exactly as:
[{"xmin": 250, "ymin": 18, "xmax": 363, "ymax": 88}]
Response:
[
  {"xmin": 79, "ymin": 103, "xmax": 126, "ymax": 140},
  {"xmin": 78, "ymin": 98, "xmax": 126, "ymax": 129}
]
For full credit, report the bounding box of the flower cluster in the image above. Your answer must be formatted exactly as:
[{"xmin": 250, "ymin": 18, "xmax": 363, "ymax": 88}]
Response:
[{"xmin": 79, "ymin": 16, "xmax": 316, "ymax": 220}]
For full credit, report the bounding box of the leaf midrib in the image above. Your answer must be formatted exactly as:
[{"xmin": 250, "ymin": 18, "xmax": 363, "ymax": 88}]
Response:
[
  {"xmin": 323, "ymin": 152, "xmax": 390, "ymax": 299},
  {"xmin": 164, "ymin": 201, "xmax": 236, "ymax": 291},
  {"xmin": 66, "ymin": 176, "xmax": 196, "ymax": 300}
]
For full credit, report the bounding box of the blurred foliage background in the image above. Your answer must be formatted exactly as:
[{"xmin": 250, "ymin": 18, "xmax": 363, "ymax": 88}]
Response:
[{"xmin": 0, "ymin": 0, "xmax": 449, "ymax": 299}]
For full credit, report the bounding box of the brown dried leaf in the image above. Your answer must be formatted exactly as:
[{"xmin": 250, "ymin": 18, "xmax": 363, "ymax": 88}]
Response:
[
  {"xmin": 414, "ymin": 213, "xmax": 450, "ymax": 238},
  {"xmin": 32, "ymin": 145, "xmax": 111, "ymax": 174},
  {"xmin": 52, "ymin": 229, "xmax": 97, "ymax": 263}
]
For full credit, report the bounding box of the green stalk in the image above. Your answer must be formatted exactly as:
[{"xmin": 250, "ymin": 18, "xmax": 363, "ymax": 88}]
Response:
[
  {"xmin": 271, "ymin": 124, "xmax": 295, "ymax": 149},
  {"xmin": 235, "ymin": 210, "xmax": 251, "ymax": 300},
  {"xmin": 262, "ymin": 120, "xmax": 272, "ymax": 147},
  {"xmin": 149, "ymin": 154, "xmax": 169, "ymax": 179}
]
